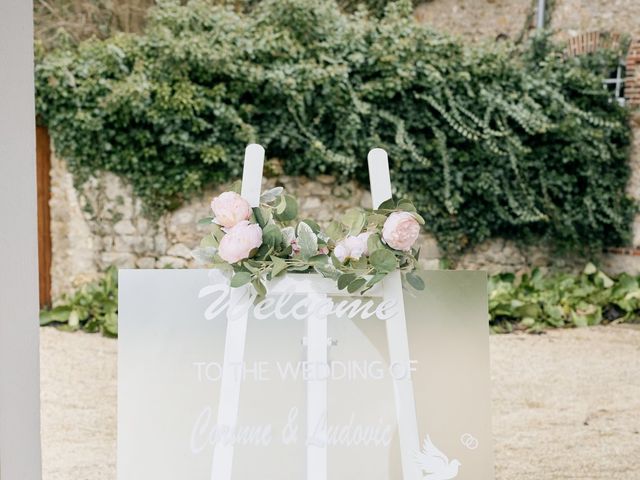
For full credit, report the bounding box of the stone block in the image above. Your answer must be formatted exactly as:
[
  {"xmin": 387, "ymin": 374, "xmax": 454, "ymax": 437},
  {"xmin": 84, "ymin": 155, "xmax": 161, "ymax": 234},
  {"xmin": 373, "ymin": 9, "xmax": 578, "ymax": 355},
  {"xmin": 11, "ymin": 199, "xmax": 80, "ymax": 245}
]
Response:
[
  {"xmin": 167, "ymin": 243, "xmax": 193, "ymax": 259},
  {"xmin": 417, "ymin": 234, "xmax": 440, "ymax": 259},
  {"xmin": 169, "ymin": 210, "xmax": 196, "ymax": 230},
  {"xmin": 302, "ymin": 197, "xmax": 322, "ymax": 210},
  {"xmin": 156, "ymin": 256, "xmax": 187, "ymax": 269},
  {"xmin": 100, "ymin": 252, "xmax": 136, "ymax": 269},
  {"xmin": 135, "ymin": 256, "xmax": 157, "ymax": 269},
  {"xmin": 154, "ymin": 234, "xmax": 168, "ymax": 255},
  {"xmin": 113, "ymin": 219, "xmax": 136, "ymax": 235},
  {"xmin": 601, "ymin": 253, "xmax": 640, "ymax": 276},
  {"xmin": 113, "ymin": 235, "xmax": 138, "ymax": 253}
]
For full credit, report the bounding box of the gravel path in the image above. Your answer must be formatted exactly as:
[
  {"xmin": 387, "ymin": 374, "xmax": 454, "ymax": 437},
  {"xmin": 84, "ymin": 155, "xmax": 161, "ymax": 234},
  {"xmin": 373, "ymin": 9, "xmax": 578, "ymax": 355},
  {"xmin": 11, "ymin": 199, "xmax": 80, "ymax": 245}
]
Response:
[{"xmin": 40, "ymin": 326, "xmax": 640, "ymax": 480}]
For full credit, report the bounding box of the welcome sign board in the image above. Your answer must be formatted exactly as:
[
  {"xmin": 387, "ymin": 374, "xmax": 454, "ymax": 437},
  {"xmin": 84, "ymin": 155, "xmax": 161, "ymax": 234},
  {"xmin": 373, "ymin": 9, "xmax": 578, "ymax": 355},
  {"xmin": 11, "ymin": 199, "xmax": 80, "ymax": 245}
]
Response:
[{"xmin": 118, "ymin": 268, "xmax": 493, "ymax": 479}]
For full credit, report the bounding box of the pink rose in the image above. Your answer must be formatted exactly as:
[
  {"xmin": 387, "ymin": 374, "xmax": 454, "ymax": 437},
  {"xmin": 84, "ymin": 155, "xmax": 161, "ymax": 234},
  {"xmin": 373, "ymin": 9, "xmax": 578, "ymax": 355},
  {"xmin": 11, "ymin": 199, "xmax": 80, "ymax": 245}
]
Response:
[
  {"xmin": 218, "ymin": 221, "xmax": 262, "ymax": 263},
  {"xmin": 334, "ymin": 232, "xmax": 371, "ymax": 262},
  {"xmin": 382, "ymin": 212, "xmax": 420, "ymax": 251},
  {"xmin": 211, "ymin": 191, "xmax": 252, "ymax": 228}
]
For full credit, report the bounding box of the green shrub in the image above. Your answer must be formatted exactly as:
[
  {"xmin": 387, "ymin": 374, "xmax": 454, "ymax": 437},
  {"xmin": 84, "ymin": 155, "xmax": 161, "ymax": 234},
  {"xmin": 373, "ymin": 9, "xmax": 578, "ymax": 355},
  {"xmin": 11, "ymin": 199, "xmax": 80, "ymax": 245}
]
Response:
[
  {"xmin": 489, "ymin": 263, "xmax": 640, "ymax": 333},
  {"xmin": 35, "ymin": 0, "xmax": 634, "ymax": 254},
  {"xmin": 40, "ymin": 266, "xmax": 118, "ymax": 336}
]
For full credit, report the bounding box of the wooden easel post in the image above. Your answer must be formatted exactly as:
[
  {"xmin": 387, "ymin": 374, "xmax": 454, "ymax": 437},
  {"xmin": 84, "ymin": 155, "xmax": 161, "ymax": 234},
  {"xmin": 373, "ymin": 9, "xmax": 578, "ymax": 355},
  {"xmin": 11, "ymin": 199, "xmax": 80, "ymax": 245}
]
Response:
[{"xmin": 368, "ymin": 148, "xmax": 421, "ymax": 480}]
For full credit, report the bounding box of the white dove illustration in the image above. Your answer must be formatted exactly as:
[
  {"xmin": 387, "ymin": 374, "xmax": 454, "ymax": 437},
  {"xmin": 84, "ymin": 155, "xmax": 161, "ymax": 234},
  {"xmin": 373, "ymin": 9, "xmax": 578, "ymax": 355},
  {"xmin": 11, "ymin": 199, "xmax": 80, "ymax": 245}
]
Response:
[{"xmin": 414, "ymin": 435, "xmax": 461, "ymax": 480}]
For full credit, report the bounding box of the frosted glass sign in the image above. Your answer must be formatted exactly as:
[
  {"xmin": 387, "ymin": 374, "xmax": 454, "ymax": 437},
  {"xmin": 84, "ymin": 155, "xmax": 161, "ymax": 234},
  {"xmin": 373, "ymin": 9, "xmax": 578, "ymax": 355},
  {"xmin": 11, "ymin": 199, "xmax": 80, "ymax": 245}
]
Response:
[{"xmin": 118, "ymin": 269, "xmax": 493, "ymax": 480}]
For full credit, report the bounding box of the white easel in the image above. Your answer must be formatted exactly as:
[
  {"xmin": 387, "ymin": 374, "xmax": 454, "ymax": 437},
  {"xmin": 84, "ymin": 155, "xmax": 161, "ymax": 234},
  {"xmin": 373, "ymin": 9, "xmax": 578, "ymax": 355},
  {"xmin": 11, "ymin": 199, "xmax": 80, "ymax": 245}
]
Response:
[
  {"xmin": 368, "ymin": 149, "xmax": 421, "ymax": 480},
  {"xmin": 211, "ymin": 145, "xmax": 420, "ymax": 480},
  {"xmin": 210, "ymin": 144, "xmax": 265, "ymax": 480}
]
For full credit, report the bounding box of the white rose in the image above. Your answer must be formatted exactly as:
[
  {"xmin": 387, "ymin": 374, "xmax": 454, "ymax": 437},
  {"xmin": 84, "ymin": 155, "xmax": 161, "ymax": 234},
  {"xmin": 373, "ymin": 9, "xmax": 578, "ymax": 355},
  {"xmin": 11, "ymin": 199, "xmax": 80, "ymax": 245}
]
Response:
[{"xmin": 334, "ymin": 232, "xmax": 371, "ymax": 263}]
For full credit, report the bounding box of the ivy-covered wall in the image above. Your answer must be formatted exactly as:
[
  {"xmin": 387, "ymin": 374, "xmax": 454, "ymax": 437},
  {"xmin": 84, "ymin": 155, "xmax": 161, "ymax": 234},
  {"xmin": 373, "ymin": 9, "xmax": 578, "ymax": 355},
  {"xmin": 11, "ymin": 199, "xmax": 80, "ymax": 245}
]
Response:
[{"xmin": 35, "ymin": 0, "xmax": 635, "ymax": 259}]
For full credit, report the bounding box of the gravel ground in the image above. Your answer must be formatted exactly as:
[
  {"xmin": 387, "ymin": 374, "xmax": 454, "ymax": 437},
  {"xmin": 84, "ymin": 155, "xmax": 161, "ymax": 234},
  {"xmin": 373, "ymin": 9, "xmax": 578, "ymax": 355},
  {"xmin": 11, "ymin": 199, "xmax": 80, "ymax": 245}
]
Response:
[{"xmin": 40, "ymin": 325, "xmax": 640, "ymax": 480}]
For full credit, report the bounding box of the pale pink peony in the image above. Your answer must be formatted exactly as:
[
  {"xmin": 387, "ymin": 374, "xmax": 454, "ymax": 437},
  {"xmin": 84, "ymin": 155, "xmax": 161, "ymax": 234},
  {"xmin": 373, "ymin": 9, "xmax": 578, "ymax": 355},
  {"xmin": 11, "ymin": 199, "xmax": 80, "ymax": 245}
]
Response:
[
  {"xmin": 334, "ymin": 232, "xmax": 371, "ymax": 262},
  {"xmin": 218, "ymin": 221, "xmax": 262, "ymax": 263},
  {"xmin": 211, "ymin": 191, "xmax": 252, "ymax": 228},
  {"xmin": 382, "ymin": 212, "xmax": 420, "ymax": 251}
]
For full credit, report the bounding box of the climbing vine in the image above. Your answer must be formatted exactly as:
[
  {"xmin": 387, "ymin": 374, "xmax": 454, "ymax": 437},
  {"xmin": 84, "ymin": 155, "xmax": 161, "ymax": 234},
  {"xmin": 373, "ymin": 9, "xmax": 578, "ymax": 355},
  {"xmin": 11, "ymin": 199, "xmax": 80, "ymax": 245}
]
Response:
[{"xmin": 35, "ymin": 0, "xmax": 634, "ymax": 254}]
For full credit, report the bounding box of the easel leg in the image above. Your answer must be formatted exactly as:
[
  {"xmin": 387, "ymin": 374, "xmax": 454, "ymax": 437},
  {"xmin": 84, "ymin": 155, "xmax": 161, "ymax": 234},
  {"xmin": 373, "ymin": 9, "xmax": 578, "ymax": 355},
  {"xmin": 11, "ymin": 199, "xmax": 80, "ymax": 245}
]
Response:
[
  {"xmin": 210, "ymin": 287, "xmax": 251, "ymax": 479},
  {"xmin": 306, "ymin": 293, "xmax": 328, "ymax": 480}
]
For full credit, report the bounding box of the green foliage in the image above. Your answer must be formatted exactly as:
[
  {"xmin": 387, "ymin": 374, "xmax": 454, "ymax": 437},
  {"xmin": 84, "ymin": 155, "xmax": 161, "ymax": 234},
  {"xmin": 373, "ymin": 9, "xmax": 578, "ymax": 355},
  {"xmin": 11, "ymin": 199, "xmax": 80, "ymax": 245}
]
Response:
[
  {"xmin": 41, "ymin": 263, "xmax": 640, "ymax": 337},
  {"xmin": 35, "ymin": 0, "xmax": 634, "ymax": 254},
  {"xmin": 489, "ymin": 263, "xmax": 640, "ymax": 333},
  {"xmin": 196, "ymin": 189, "xmax": 424, "ymax": 295},
  {"xmin": 40, "ymin": 266, "xmax": 119, "ymax": 336}
]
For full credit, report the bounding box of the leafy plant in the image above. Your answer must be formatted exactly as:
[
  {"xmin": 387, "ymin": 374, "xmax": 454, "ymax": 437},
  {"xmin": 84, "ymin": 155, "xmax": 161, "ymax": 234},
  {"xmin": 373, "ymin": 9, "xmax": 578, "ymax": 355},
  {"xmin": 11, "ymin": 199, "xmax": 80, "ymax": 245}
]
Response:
[
  {"xmin": 489, "ymin": 263, "xmax": 640, "ymax": 333},
  {"xmin": 35, "ymin": 0, "xmax": 634, "ymax": 255},
  {"xmin": 40, "ymin": 265, "xmax": 119, "ymax": 336}
]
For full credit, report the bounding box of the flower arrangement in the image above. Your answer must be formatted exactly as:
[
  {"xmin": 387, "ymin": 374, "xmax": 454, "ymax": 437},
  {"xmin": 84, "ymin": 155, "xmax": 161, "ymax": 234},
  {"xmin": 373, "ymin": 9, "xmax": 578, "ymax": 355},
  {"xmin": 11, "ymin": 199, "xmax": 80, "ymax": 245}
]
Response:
[{"xmin": 193, "ymin": 185, "xmax": 425, "ymax": 295}]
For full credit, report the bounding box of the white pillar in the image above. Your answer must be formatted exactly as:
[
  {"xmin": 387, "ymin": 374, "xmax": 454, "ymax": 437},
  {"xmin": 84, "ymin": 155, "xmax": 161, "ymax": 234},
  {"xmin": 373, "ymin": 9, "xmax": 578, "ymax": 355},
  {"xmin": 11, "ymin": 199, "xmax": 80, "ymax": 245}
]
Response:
[{"xmin": 0, "ymin": 0, "xmax": 43, "ymax": 478}]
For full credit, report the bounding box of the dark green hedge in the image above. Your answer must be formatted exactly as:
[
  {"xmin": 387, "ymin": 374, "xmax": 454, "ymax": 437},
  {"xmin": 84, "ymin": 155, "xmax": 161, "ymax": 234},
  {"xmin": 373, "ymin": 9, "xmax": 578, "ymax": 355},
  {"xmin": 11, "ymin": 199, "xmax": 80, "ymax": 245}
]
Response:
[{"xmin": 35, "ymin": 0, "xmax": 634, "ymax": 254}]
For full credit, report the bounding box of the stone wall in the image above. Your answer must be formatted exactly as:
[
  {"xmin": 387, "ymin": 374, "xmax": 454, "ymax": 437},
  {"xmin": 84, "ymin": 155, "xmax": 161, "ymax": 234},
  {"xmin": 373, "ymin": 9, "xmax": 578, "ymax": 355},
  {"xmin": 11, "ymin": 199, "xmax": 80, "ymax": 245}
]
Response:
[
  {"xmin": 48, "ymin": 1, "xmax": 640, "ymax": 297},
  {"xmin": 50, "ymin": 153, "xmax": 444, "ymax": 298},
  {"xmin": 415, "ymin": 0, "xmax": 640, "ymax": 42},
  {"xmin": 49, "ymin": 149, "xmax": 586, "ymax": 298},
  {"xmin": 415, "ymin": 0, "xmax": 531, "ymax": 42}
]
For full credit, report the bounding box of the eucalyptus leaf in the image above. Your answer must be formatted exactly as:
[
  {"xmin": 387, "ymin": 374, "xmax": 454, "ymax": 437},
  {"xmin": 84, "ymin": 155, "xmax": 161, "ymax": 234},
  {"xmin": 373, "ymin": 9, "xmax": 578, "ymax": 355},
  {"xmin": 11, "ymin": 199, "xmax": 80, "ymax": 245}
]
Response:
[
  {"xmin": 365, "ymin": 273, "xmax": 386, "ymax": 290},
  {"xmin": 197, "ymin": 216, "xmax": 214, "ymax": 225},
  {"xmin": 406, "ymin": 271, "xmax": 425, "ymax": 290},
  {"xmin": 397, "ymin": 199, "xmax": 416, "ymax": 212},
  {"xmin": 370, "ymin": 249, "xmax": 397, "ymax": 273},
  {"xmin": 191, "ymin": 246, "xmax": 218, "ymax": 264},
  {"xmin": 341, "ymin": 208, "xmax": 366, "ymax": 236},
  {"xmin": 274, "ymin": 195, "xmax": 298, "ymax": 221},
  {"xmin": 301, "ymin": 219, "xmax": 321, "ymax": 234},
  {"xmin": 309, "ymin": 254, "xmax": 329, "ymax": 264},
  {"xmin": 260, "ymin": 187, "xmax": 284, "ymax": 204},
  {"xmin": 338, "ymin": 273, "xmax": 356, "ymax": 290},
  {"xmin": 211, "ymin": 224, "xmax": 225, "ymax": 243},
  {"xmin": 252, "ymin": 278, "xmax": 267, "ymax": 297},
  {"xmin": 271, "ymin": 256, "xmax": 288, "ymax": 277},
  {"xmin": 262, "ymin": 224, "xmax": 283, "ymax": 248},
  {"xmin": 200, "ymin": 234, "xmax": 218, "ymax": 248},
  {"xmin": 367, "ymin": 233, "xmax": 384, "ymax": 254},
  {"xmin": 296, "ymin": 222, "xmax": 318, "ymax": 259},
  {"xmin": 253, "ymin": 207, "xmax": 272, "ymax": 228},
  {"xmin": 377, "ymin": 198, "xmax": 396, "ymax": 210},
  {"xmin": 347, "ymin": 277, "xmax": 367, "ymax": 293},
  {"xmin": 230, "ymin": 271, "xmax": 252, "ymax": 287},
  {"xmin": 281, "ymin": 226, "xmax": 295, "ymax": 245},
  {"xmin": 367, "ymin": 214, "xmax": 388, "ymax": 227},
  {"xmin": 325, "ymin": 221, "xmax": 344, "ymax": 241},
  {"xmin": 314, "ymin": 263, "xmax": 340, "ymax": 280}
]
